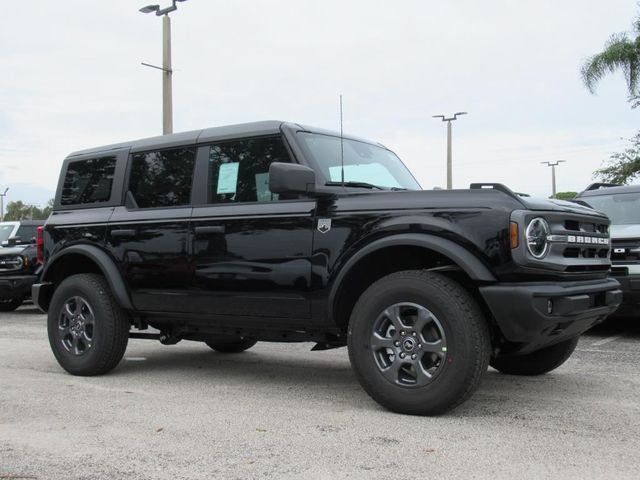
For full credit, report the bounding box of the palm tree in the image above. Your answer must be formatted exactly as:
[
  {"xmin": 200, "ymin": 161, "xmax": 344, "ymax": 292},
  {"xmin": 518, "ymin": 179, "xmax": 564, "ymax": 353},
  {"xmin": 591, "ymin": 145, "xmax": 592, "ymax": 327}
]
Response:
[{"xmin": 581, "ymin": 14, "xmax": 640, "ymax": 96}]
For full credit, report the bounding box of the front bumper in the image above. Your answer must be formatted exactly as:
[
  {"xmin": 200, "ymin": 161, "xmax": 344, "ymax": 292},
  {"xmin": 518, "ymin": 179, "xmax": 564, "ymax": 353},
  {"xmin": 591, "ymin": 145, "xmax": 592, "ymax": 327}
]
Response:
[
  {"xmin": 0, "ymin": 274, "xmax": 38, "ymax": 300},
  {"xmin": 480, "ymin": 277, "xmax": 622, "ymax": 354}
]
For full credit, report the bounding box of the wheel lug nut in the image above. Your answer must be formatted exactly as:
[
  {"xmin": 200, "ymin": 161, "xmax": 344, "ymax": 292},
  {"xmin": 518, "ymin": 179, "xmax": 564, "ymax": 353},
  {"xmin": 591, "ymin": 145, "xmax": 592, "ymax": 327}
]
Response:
[
  {"xmin": 411, "ymin": 354, "xmax": 417, "ymax": 360},
  {"xmin": 418, "ymin": 344, "xmax": 422, "ymax": 349},
  {"xmin": 394, "ymin": 341, "xmax": 400, "ymax": 347},
  {"xmin": 399, "ymin": 352, "xmax": 406, "ymax": 359},
  {"xmin": 400, "ymin": 331, "xmax": 406, "ymax": 336},
  {"xmin": 412, "ymin": 332, "xmax": 417, "ymax": 337}
]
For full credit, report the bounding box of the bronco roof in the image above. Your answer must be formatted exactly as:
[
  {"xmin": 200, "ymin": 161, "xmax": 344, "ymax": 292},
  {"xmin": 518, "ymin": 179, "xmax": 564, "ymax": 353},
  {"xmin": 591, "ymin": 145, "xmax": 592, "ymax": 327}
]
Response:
[{"xmin": 68, "ymin": 121, "xmax": 380, "ymax": 158}]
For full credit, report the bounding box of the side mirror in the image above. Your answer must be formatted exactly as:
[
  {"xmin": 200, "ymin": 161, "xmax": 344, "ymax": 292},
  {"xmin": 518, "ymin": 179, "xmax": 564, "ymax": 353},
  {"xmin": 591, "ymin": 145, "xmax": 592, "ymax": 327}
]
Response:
[
  {"xmin": 269, "ymin": 162, "xmax": 316, "ymax": 195},
  {"xmin": 6, "ymin": 236, "xmax": 21, "ymax": 246}
]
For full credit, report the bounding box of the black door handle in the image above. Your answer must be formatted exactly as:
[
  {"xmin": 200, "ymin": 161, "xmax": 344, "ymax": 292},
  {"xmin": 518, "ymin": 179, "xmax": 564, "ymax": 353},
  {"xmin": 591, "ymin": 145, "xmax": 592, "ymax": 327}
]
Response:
[
  {"xmin": 111, "ymin": 229, "xmax": 136, "ymax": 238},
  {"xmin": 194, "ymin": 225, "xmax": 226, "ymax": 235}
]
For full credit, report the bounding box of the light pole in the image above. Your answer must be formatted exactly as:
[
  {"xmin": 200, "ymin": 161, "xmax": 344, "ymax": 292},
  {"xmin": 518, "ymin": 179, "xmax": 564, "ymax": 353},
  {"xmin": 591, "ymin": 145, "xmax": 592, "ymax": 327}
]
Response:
[
  {"xmin": 541, "ymin": 161, "xmax": 566, "ymax": 198},
  {"xmin": 433, "ymin": 112, "xmax": 467, "ymax": 189},
  {"xmin": 140, "ymin": 0, "xmax": 188, "ymax": 135},
  {"xmin": 0, "ymin": 188, "xmax": 8, "ymax": 222}
]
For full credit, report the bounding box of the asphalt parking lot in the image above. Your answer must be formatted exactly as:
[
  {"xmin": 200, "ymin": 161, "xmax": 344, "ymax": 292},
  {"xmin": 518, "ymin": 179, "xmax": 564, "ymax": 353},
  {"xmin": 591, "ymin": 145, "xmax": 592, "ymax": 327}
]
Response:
[{"xmin": 1, "ymin": 306, "xmax": 639, "ymax": 480}]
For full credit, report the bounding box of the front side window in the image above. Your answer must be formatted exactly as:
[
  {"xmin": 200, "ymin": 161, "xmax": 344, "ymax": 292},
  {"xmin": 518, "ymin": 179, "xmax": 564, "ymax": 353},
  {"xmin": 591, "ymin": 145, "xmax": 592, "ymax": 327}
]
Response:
[
  {"xmin": 61, "ymin": 156, "xmax": 116, "ymax": 205},
  {"xmin": 207, "ymin": 136, "xmax": 291, "ymax": 204},
  {"xmin": 582, "ymin": 193, "xmax": 640, "ymax": 225},
  {"xmin": 128, "ymin": 147, "xmax": 196, "ymax": 208},
  {"xmin": 298, "ymin": 133, "xmax": 421, "ymax": 190}
]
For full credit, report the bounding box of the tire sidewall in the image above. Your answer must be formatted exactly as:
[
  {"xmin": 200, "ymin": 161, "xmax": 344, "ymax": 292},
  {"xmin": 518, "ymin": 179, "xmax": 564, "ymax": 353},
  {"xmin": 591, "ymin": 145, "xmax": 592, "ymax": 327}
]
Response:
[
  {"xmin": 48, "ymin": 275, "xmax": 118, "ymax": 374},
  {"xmin": 348, "ymin": 273, "xmax": 486, "ymax": 414}
]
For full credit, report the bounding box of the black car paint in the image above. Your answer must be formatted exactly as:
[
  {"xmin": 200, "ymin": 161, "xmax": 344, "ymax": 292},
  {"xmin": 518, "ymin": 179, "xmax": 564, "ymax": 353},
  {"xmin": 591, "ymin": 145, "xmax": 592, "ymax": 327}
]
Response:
[{"xmin": 35, "ymin": 121, "xmax": 621, "ymax": 353}]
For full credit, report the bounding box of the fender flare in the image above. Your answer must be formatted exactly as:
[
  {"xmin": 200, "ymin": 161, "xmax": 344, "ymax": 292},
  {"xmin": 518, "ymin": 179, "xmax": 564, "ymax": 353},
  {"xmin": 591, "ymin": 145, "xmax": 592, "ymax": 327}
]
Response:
[
  {"xmin": 328, "ymin": 233, "xmax": 496, "ymax": 318},
  {"xmin": 42, "ymin": 244, "xmax": 134, "ymax": 310}
]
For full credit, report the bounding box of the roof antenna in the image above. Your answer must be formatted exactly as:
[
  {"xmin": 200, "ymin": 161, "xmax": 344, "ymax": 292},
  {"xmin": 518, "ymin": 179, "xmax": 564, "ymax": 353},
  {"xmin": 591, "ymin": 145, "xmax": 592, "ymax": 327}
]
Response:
[{"xmin": 340, "ymin": 94, "xmax": 345, "ymax": 186}]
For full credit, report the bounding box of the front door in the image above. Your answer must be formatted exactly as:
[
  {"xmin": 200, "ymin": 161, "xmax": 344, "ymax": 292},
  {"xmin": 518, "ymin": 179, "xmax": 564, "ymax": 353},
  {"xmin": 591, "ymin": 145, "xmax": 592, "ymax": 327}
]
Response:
[{"xmin": 188, "ymin": 135, "xmax": 315, "ymax": 319}]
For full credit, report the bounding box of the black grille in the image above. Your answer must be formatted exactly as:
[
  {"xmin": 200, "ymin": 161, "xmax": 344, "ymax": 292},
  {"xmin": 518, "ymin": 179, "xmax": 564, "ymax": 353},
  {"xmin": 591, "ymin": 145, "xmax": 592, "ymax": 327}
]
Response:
[{"xmin": 564, "ymin": 220, "xmax": 609, "ymax": 235}]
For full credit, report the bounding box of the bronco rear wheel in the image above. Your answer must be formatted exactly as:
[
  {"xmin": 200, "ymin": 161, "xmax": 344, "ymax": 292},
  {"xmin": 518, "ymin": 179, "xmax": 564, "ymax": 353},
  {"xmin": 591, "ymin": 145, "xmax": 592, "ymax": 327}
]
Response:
[
  {"xmin": 348, "ymin": 270, "xmax": 491, "ymax": 416},
  {"xmin": 490, "ymin": 337, "xmax": 579, "ymax": 376},
  {"xmin": 48, "ymin": 274, "xmax": 129, "ymax": 376}
]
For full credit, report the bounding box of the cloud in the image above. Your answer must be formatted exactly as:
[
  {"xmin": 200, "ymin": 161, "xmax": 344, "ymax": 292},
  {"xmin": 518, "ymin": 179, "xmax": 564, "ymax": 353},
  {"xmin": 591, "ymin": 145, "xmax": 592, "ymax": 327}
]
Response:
[{"xmin": 0, "ymin": 0, "xmax": 638, "ymax": 203}]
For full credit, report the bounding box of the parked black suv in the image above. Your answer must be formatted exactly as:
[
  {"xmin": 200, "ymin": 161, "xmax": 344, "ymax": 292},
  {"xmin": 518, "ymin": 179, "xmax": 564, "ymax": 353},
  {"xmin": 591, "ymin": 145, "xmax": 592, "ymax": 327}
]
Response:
[
  {"xmin": 33, "ymin": 121, "xmax": 622, "ymax": 415},
  {"xmin": 0, "ymin": 220, "xmax": 44, "ymax": 311},
  {"xmin": 575, "ymin": 183, "xmax": 640, "ymax": 317}
]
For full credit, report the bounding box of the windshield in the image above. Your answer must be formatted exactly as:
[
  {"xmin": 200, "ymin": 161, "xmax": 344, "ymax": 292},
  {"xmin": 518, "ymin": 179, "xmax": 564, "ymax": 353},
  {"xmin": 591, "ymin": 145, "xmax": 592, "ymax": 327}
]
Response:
[
  {"xmin": 0, "ymin": 224, "xmax": 16, "ymax": 244},
  {"xmin": 298, "ymin": 133, "xmax": 421, "ymax": 190},
  {"xmin": 582, "ymin": 193, "xmax": 640, "ymax": 225}
]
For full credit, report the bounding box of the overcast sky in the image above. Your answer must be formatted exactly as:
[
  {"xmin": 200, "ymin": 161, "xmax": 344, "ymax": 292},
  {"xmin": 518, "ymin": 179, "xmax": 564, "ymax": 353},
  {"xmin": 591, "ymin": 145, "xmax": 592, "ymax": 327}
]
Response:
[{"xmin": 1, "ymin": 0, "xmax": 639, "ymax": 206}]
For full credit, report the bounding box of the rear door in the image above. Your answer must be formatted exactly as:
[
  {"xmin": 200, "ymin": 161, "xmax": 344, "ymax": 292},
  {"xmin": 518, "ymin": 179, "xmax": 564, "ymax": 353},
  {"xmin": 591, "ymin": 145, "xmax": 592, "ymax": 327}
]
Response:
[
  {"xmin": 188, "ymin": 135, "xmax": 315, "ymax": 319},
  {"xmin": 107, "ymin": 146, "xmax": 196, "ymax": 313}
]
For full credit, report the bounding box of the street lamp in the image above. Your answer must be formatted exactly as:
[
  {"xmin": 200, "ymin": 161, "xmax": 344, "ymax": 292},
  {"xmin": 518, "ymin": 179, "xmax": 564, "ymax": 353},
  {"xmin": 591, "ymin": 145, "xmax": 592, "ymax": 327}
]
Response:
[
  {"xmin": 433, "ymin": 112, "xmax": 467, "ymax": 189},
  {"xmin": 541, "ymin": 160, "xmax": 566, "ymax": 198},
  {"xmin": 0, "ymin": 188, "xmax": 8, "ymax": 222},
  {"xmin": 139, "ymin": 0, "xmax": 188, "ymax": 135}
]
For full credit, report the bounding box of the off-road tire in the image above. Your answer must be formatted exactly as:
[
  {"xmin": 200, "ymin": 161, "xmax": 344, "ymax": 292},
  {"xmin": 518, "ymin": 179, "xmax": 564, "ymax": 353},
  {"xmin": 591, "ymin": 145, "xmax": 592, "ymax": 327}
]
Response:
[
  {"xmin": 48, "ymin": 273, "xmax": 129, "ymax": 376},
  {"xmin": 206, "ymin": 336, "xmax": 258, "ymax": 353},
  {"xmin": 490, "ymin": 337, "xmax": 579, "ymax": 376},
  {"xmin": 0, "ymin": 298, "xmax": 23, "ymax": 312},
  {"xmin": 348, "ymin": 270, "xmax": 491, "ymax": 416}
]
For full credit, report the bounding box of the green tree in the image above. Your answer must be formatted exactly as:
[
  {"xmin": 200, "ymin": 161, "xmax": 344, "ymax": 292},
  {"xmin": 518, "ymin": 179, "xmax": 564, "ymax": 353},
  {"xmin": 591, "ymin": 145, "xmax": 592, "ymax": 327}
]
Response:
[
  {"xmin": 581, "ymin": 9, "xmax": 640, "ymax": 184},
  {"xmin": 595, "ymin": 132, "xmax": 640, "ymax": 183},
  {"xmin": 552, "ymin": 191, "xmax": 578, "ymax": 200},
  {"xmin": 581, "ymin": 14, "xmax": 640, "ymax": 96},
  {"xmin": 3, "ymin": 199, "xmax": 54, "ymax": 221}
]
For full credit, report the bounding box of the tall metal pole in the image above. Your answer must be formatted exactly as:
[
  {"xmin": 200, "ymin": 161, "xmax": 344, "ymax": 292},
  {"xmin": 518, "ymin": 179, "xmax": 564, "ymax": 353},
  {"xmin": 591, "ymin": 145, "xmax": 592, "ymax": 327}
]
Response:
[
  {"xmin": 446, "ymin": 120, "xmax": 452, "ymax": 190},
  {"xmin": 433, "ymin": 112, "xmax": 467, "ymax": 190},
  {"xmin": 162, "ymin": 14, "xmax": 173, "ymax": 135},
  {"xmin": 140, "ymin": 1, "xmax": 187, "ymax": 135},
  {"xmin": 0, "ymin": 188, "xmax": 8, "ymax": 222},
  {"xmin": 541, "ymin": 161, "xmax": 565, "ymax": 198}
]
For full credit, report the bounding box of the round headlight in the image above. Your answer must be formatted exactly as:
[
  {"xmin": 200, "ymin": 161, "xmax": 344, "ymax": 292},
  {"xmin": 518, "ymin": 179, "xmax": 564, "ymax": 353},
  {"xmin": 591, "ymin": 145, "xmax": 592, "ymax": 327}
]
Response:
[{"xmin": 526, "ymin": 217, "xmax": 550, "ymax": 259}]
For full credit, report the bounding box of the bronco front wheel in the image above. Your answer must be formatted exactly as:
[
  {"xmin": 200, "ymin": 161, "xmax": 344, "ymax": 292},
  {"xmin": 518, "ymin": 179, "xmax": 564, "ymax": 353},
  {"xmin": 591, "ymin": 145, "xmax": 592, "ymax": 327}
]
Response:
[{"xmin": 348, "ymin": 270, "xmax": 490, "ymax": 415}]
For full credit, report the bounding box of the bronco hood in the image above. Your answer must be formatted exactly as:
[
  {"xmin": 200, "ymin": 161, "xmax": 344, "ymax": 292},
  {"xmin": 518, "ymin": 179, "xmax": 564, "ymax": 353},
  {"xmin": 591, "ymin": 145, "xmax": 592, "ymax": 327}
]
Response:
[{"xmin": 518, "ymin": 196, "xmax": 607, "ymax": 218}]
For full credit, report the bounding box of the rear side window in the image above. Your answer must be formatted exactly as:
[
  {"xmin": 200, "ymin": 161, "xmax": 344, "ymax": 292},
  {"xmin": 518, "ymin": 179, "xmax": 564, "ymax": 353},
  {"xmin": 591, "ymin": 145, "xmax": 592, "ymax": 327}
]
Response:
[
  {"xmin": 128, "ymin": 147, "xmax": 196, "ymax": 208},
  {"xmin": 61, "ymin": 156, "xmax": 116, "ymax": 205}
]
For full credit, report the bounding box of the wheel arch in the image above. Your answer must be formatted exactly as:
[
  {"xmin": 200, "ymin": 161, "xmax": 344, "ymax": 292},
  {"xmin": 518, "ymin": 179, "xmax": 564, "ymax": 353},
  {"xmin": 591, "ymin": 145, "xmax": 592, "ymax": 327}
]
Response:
[
  {"xmin": 40, "ymin": 245, "xmax": 133, "ymax": 311},
  {"xmin": 328, "ymin": 233, "xmax": 496, "ymax": 329}
]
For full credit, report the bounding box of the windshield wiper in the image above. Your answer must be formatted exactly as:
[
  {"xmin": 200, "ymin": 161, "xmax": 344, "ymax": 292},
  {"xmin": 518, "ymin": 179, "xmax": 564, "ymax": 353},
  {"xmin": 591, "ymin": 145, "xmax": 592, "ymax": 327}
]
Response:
[{"xmin": 325, "ymin": 181, "xmax": 386, "ymax": 190}]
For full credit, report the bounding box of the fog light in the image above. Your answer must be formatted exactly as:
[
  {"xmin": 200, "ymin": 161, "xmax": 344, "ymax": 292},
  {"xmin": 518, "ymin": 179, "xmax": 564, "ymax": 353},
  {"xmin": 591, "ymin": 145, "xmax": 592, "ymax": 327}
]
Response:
[{"xmin": 547, "ymin": 299, "xmax": 553, "ymax": 315}]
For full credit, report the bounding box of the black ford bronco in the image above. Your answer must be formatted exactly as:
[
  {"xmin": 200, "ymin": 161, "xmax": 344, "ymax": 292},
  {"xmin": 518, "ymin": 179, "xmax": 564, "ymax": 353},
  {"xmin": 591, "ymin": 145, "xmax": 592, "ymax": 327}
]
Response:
[
  {"xmin": 0, "ymin": 220, "xmax": 44, "ymax": 311},
  {"xmin": 33, "ymin": 121, "xmax": 622, "ymax": 415}
]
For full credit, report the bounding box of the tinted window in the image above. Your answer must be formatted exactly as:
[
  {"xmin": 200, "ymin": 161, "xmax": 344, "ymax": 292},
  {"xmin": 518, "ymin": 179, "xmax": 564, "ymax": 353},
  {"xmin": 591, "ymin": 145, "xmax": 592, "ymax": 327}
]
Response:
[
  {"xmin": 128, "ymin": 147, "xmax": 196, "ymax": 208},
  {"xmin": 61, "ymin": 156, "xmax": 116, "ymax": 205},
  {"xmin": 207, "ymin": 136, "xmax": 290, "ymax": 204}
]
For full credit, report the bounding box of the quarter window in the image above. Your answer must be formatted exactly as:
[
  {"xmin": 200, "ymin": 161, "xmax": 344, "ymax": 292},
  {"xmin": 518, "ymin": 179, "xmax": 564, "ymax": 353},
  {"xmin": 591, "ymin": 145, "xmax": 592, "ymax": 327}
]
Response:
[
  {"xmin": 61, "ymin": 156, "xmax": 116, "ymax": 205},
  {"xmin": 207, "ymin": 136, "xmax": 291, "ymax": 204},
  {"xmin": 128, "ymin": 147, "xmax": 196, "ymax": 208}
]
